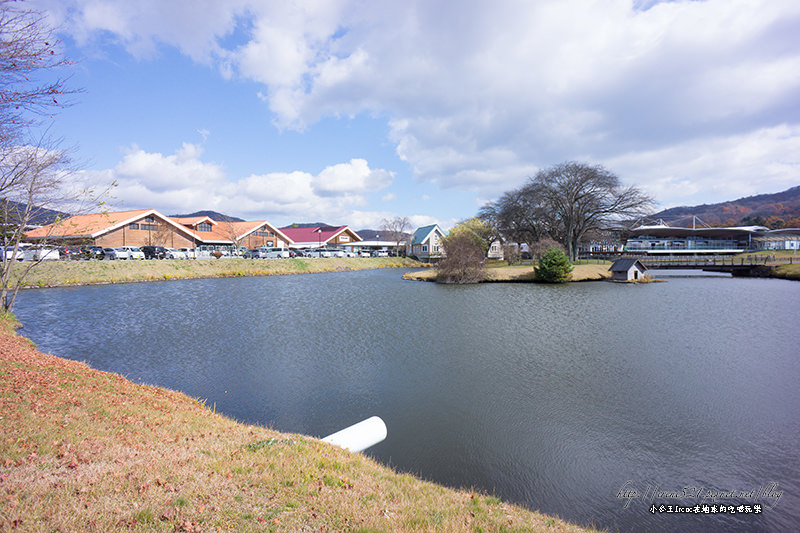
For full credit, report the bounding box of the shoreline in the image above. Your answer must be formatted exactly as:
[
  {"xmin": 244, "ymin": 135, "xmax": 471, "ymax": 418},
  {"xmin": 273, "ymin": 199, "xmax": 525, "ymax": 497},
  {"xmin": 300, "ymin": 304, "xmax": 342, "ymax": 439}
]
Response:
[
  {"xmin": 5, "ymin": 257, "xmax": 425, "ymax": 290},
  {"xmin": 0, "ymin": 315, "xmax": 599, "ymax": 532},
  {"xmin": 403, "ymin": 261, "xmax": 800, "ymax": 283},
  {"xmin": 402, "ymin": 263, "xmax": 612, "ymax": 283}
]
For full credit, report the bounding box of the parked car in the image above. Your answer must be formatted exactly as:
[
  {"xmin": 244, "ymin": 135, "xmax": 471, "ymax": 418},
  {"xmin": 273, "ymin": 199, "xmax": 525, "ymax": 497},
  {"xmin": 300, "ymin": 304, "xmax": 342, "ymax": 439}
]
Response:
[
  {"xmin": 120, "ymin": 246, "xmax": 145, "ymax": 260},
  {"xmin": 243, "ymin": 248, "xmax": 267, "ymax": 258},
  {"xmin": 141, "ymin": 245, "xmax": 167, "ymax": 259},
  {"xmin": 328, "ymin": 249, "xmax": 346, "ymax": 258},
  {"xmin": 307, "ymin": 249, "xmax": 332, "ymax": 258},
  {"xmin": 264, "ymin": 247, "xmax": 290, "ymax": 259},
  {"xmin": 103, "ymin": 247, "xmax": 129, "ymax": 260},
  {"xmin": 179, "ymin": 247, "xmax": 197, "ymax": 259},
  {"xmin": 166, "ymin": 248, "xmax": 187, "ymax": 260},
  {"xmin": 82, "ymin": 246, "xmax": 106, "ymax": 260},
  {"xmin": 58, "ymin": 246, "xmax": 84, "ymax": 260},
  {"xmin": 344, "ymin": 250, "xmax": 358, "ymax": 257},
  {"xmin": 358, "ymin": 250, "xmax": 371, "ymax": 258},
  {"xmin": 24, "ymin": 246, "xmax": 60, "ymax": 261},
  {"xmin": 1, "ymin": 246, "xmax": 25, "ymax": 261},
  {"xmin": 372, "ymin": 250, "xmax": 389, "ymax": 257},
  {"xmin": 291, "ymin": 249, "xmax": 306, "ymax": 258}
]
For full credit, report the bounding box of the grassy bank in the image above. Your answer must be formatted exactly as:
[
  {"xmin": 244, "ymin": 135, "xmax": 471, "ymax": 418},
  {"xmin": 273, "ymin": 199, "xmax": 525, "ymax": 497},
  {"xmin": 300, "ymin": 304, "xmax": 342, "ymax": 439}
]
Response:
[
  {"xmin": 0, "ymin": 316, "xmax": 598, "ymax": 532},
  {"xmin": 733, "ymin": 250, "xmax": 800, "ymax": 280},
  {"xmin": 5, "ymin": 257, "xmax": 421, "ymax": 288},
  {"xmin": 403, "ymin": 263, "xmax": 611, "ymax": 283}
]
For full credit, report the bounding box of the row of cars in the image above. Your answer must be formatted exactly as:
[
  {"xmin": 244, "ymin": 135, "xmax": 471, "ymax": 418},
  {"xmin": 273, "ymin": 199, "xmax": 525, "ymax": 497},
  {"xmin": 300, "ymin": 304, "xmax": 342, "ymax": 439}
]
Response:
[
  {"xmin": 102, "ymin": 246, "xmax": 194, "ymax": 260},
  {"xmin": 3, "ymin": 243, "xmax": 399, "ymax": 261},
  {"xmin": 1, "ymin": 245, "xmax": 195, "ymax": 261},
  {"xmin": 241, "ymin": 247, "xmax": 394, "ymax": 258}
]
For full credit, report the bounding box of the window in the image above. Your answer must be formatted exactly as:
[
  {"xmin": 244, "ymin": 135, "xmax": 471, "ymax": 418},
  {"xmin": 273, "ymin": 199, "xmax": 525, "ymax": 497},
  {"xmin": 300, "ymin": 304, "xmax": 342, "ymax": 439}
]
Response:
[
  {"xmin": 140, "ymin": 224, "xmax": 157, "ymax": 231},
  {"xmin": 144, "ymin": 216, "xmax": 155, "ymax": 223},
  {"xmin": 129, "ymin": 223, "xmax": 140, "ymax": 230},
  {"xmin": 255, "ymin": 231, "xmax": 273, "ymax": 237},
  {"xmin": 422, "ymin": 245, "xmax": 428, "ymax": 252},
  {"xmin": 198, "ymin": 222, "xmax": 212, "ymax": 232}
]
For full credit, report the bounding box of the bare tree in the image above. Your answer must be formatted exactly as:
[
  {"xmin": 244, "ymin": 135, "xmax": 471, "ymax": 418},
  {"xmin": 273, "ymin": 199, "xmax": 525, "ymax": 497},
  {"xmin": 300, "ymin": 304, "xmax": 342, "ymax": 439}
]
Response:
[
  {"xmin": 1, "ymin": 1, "xmax": 77, "ymax": 144},
  {"xmin": 220, "ymin": 220, "xmax": 247, "ymax": 256},
  {"xmin": 0, "ymin": 1, "xmax": 93, "ymax": 312},
  {"xmin": 479, "ymin": 182, "xmax": 551, "ymax": 258},
  {"xmin": 435, "ymin": 220, "xmax": 487, "ymax": 284},
  {"xmin": 1, "ymin": 143, "xmax": 74, "ymax": 311},
  {"xmin": 436, "ymin": 233, "xmax": 486, "ymax": 284},
  {"xmin": 532, "ymin": 162, "xmax": 653, "ymax": 261},
  {"xmin": 501, "ymin": 243, "xmax": 520, "ymax": 265},
  {"xmin": 380, "ymin": 216, "xmax": 411, "ymax": 254}
]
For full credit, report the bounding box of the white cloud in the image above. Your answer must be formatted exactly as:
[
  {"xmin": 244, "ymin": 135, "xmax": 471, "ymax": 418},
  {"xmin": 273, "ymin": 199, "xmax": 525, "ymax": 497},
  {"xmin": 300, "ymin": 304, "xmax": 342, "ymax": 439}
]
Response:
[
  {"xmin": 77, "ymin": 143, "xmax": 396, "ymax": 226},
  {"xmin": 35, "ymin": 0, "xmax": 250, "ymax": 62},
  {"xmin": 603, "ymin": 124, "xmax": 800, "ymax": 209},
  {"xmin": 49, "ymin": 0, "xmax": 800, "ymax": 206},
  {"xmin": 312, "ymin": 158, "xmax": 393, "ymax": 196}
]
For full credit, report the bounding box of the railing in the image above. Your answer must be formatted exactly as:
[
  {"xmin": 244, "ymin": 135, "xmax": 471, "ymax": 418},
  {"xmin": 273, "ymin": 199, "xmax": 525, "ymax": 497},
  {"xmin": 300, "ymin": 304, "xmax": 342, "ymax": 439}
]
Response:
[
  {"xmin": 576, "ymin": 253, "xmax": 796, "ymax": 272},
  {"xmin": 638, "ymin": 256, "xmax": 795, "ymax": 268}
]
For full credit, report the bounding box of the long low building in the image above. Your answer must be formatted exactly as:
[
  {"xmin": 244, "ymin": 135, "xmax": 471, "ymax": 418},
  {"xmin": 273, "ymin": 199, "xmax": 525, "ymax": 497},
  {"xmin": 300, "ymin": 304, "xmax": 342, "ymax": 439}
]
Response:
[
  {"xmin": 24, "ymin": 209, "xmax": 293, "ymax": 251},
  {"xmin": 624, "ymin": 224, "xmax": 800, "ymax": 254}
]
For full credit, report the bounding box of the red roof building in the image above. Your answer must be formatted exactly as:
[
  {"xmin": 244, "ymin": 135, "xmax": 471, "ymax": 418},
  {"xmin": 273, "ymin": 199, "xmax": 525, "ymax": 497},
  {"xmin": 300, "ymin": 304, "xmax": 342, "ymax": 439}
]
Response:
[{"xmin": 278, "ymin": 225, "xmax": 361, "ymax": 248}]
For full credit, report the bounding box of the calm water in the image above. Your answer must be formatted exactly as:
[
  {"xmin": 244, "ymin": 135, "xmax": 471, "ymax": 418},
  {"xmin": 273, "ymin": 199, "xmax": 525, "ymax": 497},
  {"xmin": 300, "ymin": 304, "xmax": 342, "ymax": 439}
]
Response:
[{"xmin": 12, "ymin": 269, "xmax": 800, "ymax": 532}]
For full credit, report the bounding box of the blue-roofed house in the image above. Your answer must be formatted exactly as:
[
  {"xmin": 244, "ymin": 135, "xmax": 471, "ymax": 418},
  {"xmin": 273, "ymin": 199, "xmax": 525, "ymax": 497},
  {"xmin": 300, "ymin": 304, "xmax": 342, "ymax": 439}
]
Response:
[{"xmin": 408, "ymin": 224, "xmax": 445, "ymax": 261}]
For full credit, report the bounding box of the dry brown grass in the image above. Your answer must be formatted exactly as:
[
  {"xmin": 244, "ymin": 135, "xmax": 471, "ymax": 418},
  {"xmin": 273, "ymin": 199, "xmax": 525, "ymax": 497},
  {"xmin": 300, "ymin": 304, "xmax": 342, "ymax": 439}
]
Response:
[
  {"xmin": 0, "ymin": 316, "xmax": 600, "ymax": 532},
  {"xmin": 5, "ymin": 257, "xmax": 421, "ymax": 289},
  {"xmin": 403, "ymin": 264, "xmax": 611, "ymax": 283}
]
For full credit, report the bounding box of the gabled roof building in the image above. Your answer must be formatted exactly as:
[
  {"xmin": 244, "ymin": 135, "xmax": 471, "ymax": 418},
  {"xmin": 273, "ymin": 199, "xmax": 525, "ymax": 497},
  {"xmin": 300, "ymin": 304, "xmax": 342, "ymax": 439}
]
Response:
[
  {"xmin": 278, "ymin": 225, "xmax": 361, "ymax": 249},
  {"xmin": 609, "ymin": 258, "xmax": 648, "ymax": 281},
  {"xmin": 25, "ymin": 209, "xmax": 202, "ymax": 249},
  {"xmin": 408, "ymin": 224, "xmax": 445, "ymax": 260},
  {"xmin": 25, "ymin": 209, "xmax": 294, "ymax": 251}
]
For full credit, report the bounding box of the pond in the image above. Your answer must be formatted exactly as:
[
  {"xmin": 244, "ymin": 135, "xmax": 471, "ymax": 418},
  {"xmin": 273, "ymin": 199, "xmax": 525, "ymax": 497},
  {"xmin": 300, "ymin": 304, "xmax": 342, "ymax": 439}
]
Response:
[{"xmin": 13, "ymin": 268, "xmax": 800, "ymax": 532}]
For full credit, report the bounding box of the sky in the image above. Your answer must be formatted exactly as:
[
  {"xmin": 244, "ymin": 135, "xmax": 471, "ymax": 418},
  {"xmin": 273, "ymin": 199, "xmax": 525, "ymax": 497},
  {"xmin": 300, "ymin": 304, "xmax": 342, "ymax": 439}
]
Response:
[{"xmin": 25, "ymin": 0, "xmax": 800, "ymax": 230}]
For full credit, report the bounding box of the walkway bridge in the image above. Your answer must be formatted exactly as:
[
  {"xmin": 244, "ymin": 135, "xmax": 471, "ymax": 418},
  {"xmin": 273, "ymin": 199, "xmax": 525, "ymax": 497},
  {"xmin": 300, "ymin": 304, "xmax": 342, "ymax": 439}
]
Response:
[{"xmin": 634, "ymin": 256, "xmax": 796, "ymax": 276}]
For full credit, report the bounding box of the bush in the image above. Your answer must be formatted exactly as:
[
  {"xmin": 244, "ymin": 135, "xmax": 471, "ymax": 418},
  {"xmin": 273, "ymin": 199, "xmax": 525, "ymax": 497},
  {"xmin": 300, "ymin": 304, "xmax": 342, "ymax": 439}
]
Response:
[
  {"xmin": 436, "ymin": 231, "xmax": 487, "ymax": 284},
  {"xmin": 534, "ymin": 247, "xmax": 573, "ymax": 283}
]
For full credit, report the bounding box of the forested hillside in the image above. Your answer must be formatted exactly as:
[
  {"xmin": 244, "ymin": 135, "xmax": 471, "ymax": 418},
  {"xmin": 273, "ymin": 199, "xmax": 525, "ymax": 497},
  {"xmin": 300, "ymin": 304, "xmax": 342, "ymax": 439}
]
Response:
[{"xmin": 651, "ymin": 186, "xmax": 800, "ymax": 228}]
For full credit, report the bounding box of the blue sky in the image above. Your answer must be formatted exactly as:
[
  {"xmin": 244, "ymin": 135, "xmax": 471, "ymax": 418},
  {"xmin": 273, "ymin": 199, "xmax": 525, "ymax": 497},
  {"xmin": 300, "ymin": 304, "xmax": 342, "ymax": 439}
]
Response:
[{"xmin": 27, "ymin": 0, "xmax": 800, "ymax": 229}]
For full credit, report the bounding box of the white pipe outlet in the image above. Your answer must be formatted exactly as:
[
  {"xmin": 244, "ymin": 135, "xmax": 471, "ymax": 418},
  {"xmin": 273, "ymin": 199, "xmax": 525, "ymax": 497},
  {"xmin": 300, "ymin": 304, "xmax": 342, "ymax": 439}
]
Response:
[{"xmin": 322, "ymin": 416, "xmax": 387, "ymax": 452}]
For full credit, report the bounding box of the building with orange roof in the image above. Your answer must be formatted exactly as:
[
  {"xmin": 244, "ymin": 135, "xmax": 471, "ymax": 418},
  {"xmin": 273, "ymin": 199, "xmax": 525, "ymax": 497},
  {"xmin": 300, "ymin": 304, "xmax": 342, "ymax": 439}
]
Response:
[
  {"xmin": 25, "ymin": 209, "xmax": 295, "ymax": 252},
  {"xmin": 172, "ymin": 217, "xmax": 293, "ymax": 251},
  {"xmin": 24, "ymin": 209, "xmax": 203, "ymax": 249}
]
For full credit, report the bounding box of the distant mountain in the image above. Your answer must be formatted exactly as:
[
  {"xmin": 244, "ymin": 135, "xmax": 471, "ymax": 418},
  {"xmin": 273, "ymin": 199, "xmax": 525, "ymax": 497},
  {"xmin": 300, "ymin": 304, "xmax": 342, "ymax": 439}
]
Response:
[
  {"xmin": 1, "ymin": 199, "xmax": 70, "ymax": 226},
  {"xmin": 357, "ymin": 229, "xmax": 412, "ymax": 241},
  {"xmin": 169, "ymin": 210, "xmax": 244, "ymax": 222},
  {"xmin": 648, "ymin": 186, "xmax": 800, "ymax": 229},
  {"xmin": 282, "ymin": 222, "xmax": 330, "ymax": 228}
]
